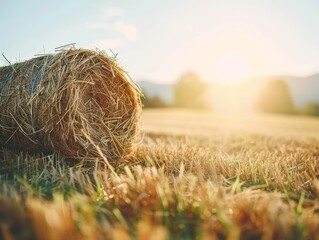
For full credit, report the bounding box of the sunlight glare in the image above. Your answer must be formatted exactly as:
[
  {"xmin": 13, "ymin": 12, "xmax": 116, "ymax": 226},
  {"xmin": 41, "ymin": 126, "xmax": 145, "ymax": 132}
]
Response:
[{"xmin": 213, "ymin": 52, "xmax": 252, "ymax": 85}]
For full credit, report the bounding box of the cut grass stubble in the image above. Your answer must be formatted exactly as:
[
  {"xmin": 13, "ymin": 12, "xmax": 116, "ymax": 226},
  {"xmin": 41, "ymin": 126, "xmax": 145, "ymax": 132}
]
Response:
[{"xmin": 0, "ymin": 109, "xmax": 319, "ymax": 239}]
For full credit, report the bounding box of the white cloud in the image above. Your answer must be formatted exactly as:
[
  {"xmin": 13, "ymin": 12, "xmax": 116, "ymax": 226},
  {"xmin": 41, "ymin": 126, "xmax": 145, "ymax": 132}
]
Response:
[
  {"xmin": 94, "ymin": 39, "xmax": 123, "ymax": 49},
  {"xmin": 102, "ymin": 7, "xmax": 124, "ymax": 18},
  {"xmin": 113, "ymin": 22, "xmax": 137, "ymax": 41},
  {"xmin": 87, "ymin": 21, "xmax": 137, "ymax": 41}
]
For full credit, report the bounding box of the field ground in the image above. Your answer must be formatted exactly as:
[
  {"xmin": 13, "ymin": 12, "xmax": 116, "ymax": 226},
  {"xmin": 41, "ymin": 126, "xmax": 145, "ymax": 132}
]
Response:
[{"xmin": 0, "ymin": 109, "xmax": 319, "ymax": 239}]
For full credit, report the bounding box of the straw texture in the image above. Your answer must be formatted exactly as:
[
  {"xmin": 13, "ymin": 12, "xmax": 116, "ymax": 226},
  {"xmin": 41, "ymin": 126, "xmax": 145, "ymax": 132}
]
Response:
[{"xmin": 0, "ymin": 48, "xmax": 142, "ymax": 164}]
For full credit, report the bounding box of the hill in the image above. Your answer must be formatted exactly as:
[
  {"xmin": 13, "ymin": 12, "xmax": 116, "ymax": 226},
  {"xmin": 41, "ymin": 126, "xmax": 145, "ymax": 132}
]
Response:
[
  {"xmin": 285, "ymin": 73, "xmax": 319, "ymax": 107},
  {"xmin": 245, "ymin": 74, "xmax": 319, "ymax": 108},
  {"xmin": 137, "ymin": 80, "xmax": 174, "ymax": 104}
]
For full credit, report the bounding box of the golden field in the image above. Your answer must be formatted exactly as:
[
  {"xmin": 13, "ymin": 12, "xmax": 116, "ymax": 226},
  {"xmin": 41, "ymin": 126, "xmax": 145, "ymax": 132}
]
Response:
[{"xmin": 0, "ymin": 109, "xmax": 318, "ymax": 240}]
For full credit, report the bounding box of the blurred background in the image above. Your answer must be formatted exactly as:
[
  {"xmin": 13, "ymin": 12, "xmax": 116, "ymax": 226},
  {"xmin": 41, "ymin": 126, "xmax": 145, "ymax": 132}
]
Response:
[{"xmin": 1, "ymin": 0, "xmax": 319, "ymax": 116}]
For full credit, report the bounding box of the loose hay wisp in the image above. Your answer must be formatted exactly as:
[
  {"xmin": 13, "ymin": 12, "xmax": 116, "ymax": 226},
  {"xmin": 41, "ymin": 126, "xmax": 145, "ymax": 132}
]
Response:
[{"xmin": 0, "ymin": 48, "xmax": 142, "ymax": 164}]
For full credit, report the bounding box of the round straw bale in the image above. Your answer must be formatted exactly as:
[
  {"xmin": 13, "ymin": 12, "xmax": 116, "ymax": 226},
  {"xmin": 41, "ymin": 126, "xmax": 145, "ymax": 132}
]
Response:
[{"xmin": 0, "ymin": 49, "xmax": 142, "ymax": 164}]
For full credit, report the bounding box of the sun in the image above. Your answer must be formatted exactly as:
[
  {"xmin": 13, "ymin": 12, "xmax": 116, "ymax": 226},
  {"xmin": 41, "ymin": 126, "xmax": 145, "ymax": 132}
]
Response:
[{"xmin": 213, "ymin": 52, "xmax": 252, "ymax": 85}]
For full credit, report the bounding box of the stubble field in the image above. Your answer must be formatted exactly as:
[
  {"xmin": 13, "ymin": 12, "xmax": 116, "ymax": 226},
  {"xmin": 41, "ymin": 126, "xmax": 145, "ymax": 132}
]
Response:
[{"xmin": 0, "ymin": 109, "xmax": 318, "ymax": 239}]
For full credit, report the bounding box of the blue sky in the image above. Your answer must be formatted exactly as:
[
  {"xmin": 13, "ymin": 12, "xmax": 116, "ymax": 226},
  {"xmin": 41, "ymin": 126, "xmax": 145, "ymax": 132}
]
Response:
[{"xmin": 1, "ymin": 1, "xmax": 319, "ymax": 84}]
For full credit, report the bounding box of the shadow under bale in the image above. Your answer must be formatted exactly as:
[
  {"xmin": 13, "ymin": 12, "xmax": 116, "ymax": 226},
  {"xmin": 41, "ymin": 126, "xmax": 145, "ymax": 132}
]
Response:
[{"xmin": 0, "ymin": 48, "xmax": 142, "ymax": 165}]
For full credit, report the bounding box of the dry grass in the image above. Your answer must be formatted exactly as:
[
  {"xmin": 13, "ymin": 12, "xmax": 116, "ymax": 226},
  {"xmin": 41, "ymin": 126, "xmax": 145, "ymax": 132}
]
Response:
[
  {"xmin": 0, "ymin": 48, "xmax": 142, "ymax": 164},
  {"xmin": 0, "ymin": 109, "xmax": 318, "ymax": 239}
]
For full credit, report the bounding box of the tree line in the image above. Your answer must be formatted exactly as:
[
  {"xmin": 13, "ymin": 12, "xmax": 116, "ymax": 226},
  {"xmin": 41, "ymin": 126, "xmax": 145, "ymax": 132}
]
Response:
[
  {"xmin": 142, "ymin": 71, "xmax": 319, "ymax": 116},
  {"xmin": 142, "ymin": 72, "xmax": 209, "ymax": 109}
]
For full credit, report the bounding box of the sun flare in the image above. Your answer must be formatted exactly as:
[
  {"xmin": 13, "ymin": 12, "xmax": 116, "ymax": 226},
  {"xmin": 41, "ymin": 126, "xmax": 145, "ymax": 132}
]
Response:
[{"xmin": 213, "ymin": 52, "xmax": 252, "ymax": 85}]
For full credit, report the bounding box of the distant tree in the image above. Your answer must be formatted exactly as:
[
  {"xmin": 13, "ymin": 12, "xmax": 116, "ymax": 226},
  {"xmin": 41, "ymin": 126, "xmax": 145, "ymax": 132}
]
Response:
[
  {"xmin": 141, "ymin": 92, "xmax": 168, "ymax": 108},
  {"xmin": 300, "ymin": 102, "xmax": 319, "ymax": 116},
  {"xmin": 255, "ymin": 79, "xmax": 295, "ymax": 114},
  {"xmin": 174, "ymin": 72, "xmax": 208, "ymax": 109}
]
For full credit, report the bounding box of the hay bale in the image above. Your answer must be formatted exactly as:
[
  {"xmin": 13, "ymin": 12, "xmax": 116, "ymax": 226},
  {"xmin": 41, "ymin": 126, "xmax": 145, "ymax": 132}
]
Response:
[{"xmin": 0, "ymin": 48, "xmax": 142, "ymax": 164}]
